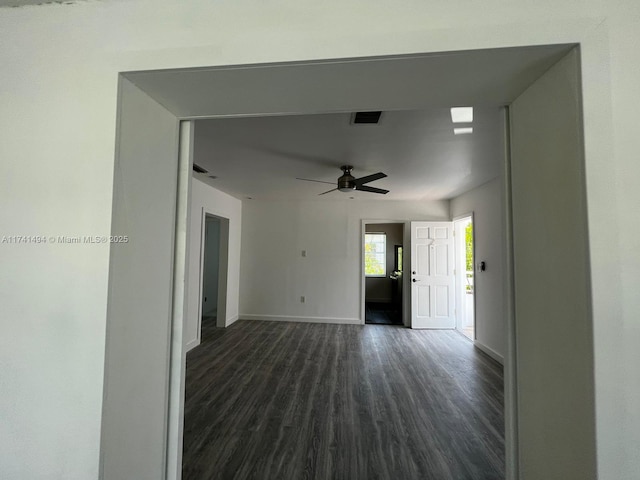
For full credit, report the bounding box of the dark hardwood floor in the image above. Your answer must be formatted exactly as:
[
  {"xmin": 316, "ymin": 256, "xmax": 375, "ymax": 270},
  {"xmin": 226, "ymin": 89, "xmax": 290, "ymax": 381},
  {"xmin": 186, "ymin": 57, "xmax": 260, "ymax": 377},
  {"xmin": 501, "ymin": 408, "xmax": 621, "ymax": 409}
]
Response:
[
  {"xmin": 183, "ymin": 320, "xmax": 504, "ymax": 480},
  {"xmin": 365, "ymin": 301, "xmax": 403, "ymax": 325}
]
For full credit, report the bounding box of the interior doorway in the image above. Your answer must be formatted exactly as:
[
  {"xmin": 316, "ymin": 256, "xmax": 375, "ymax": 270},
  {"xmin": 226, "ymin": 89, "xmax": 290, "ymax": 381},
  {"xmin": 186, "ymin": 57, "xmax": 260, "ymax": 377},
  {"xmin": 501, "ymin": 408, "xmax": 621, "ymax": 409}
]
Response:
[
  {"xmin": 196, "ymin": 210, "xmax": 231, "ymax": 340},
  {"xmin": 200, "ymin": 214, "xmax": 221, "ymax": 338},
  {"xmin": 363, "ymin": 222, "xmax": 405, "ymax": 326},
  {"xmin": 103, "ymin": 45, "xmax": 595, "ymax": 480},
  {"xmin": 454, "ymin": 215, "xmax": 475, "ymax": 340}
]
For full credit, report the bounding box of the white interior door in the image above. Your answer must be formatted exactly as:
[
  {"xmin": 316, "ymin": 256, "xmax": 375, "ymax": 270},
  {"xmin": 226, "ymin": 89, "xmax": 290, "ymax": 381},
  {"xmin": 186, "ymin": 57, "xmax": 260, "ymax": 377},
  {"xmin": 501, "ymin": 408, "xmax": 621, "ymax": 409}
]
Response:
[{"xmin": 410, "ymin": 221, "xmax": 455, "ymax": 329}]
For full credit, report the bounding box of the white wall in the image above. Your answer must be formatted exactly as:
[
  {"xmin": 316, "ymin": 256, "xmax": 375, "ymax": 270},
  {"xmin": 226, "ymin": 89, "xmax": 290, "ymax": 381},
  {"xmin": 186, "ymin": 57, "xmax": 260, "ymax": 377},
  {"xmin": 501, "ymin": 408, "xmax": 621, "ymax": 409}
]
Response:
[
  {"xmin": 240, "ymin": 200, "xmax": 448, "ymax": 323},
  {"xmin": 184, "ymin": 178, "xmax": 242, "ymax": 351},
  {"xmin": 451, "ymin": 177, "xmax": 505, "ymax": 362},
  {"xmin": 1, "ymin": 1, "xmax": 639, "ymax": 479}
]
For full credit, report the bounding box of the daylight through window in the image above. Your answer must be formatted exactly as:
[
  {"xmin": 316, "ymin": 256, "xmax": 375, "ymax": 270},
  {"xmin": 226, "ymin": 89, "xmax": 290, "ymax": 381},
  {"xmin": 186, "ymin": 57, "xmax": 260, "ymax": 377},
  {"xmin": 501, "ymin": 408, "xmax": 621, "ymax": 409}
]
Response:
[{"xmin": 365, "ymin": 233, "xmax": 386, "ymax": 277}]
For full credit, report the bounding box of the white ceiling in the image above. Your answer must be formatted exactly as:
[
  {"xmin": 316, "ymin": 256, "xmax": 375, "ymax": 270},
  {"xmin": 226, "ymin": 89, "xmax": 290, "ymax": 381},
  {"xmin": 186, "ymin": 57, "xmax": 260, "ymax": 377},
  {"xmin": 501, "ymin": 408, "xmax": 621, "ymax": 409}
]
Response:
[
  {"xmin": 0, "ymin": 0, "xmax": 83, "ymax": 6},
  {"xmin": 1, "ymin": 4, "xmax": 572, "ymax": 202},
  {"xmin": 193, "ymin": 107, "xmax": 504, "ymax": 201},
  {"xmin": 0, "ymin": 0, "xmax": 44, "ymax": 5},
  {"xmin": 125, "ymin": 44, "xmax": 574, "ymax": 202},
  {"xmin": 125, "ymin": 45, "xmax": 573, "ymax": 118}
]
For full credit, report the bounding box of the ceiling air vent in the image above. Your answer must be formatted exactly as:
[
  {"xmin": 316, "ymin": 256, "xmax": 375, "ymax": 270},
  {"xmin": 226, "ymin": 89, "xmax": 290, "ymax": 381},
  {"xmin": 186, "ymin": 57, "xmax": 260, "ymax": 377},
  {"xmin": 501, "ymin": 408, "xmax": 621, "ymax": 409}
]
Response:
[
  {"xmin": 351, "ymin": 111, "xmax": 382, "ymax": 124},
  {"xmin": 193, "ymin": 164, "xmax": 208, "ymax": 174}
]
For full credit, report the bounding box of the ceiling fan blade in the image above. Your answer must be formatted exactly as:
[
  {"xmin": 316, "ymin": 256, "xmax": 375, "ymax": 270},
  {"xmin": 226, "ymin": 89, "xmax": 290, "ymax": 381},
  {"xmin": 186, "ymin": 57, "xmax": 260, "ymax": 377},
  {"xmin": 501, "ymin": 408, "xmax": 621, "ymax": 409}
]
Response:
[
  {"xmin": 356, "ymin": 185, "xmax": 389, "ymax": 195},
  {"xmin": 354, "ymin": 172, "xmax": 387, "ymax": 185},
  {"xmin": 296, "ymin": 177, "xmax": 336, "ymax": 185},
  {"xmin": 318, "ymin": 188, "xmax": 338, "ymax": 196}
]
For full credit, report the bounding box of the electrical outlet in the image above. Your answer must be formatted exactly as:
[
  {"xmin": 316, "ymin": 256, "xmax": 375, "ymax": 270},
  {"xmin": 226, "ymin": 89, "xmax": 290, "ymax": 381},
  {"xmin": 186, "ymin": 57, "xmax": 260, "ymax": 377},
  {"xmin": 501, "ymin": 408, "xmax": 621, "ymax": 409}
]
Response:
[
  {"xmin": 301, "ymin": 250, "xmax": 306, "ymax": 257},
  {"xmin": 300, "ymin": 296, "xmax": 305, "ymax": 303}
]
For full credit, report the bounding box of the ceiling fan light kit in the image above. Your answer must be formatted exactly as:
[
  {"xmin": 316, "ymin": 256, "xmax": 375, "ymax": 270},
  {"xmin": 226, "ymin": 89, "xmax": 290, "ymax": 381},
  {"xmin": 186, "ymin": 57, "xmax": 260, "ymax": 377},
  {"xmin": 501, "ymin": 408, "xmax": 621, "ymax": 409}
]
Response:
[{"xmin": 337, "ymin": 165, "xmax": 356, "ymax": 192}]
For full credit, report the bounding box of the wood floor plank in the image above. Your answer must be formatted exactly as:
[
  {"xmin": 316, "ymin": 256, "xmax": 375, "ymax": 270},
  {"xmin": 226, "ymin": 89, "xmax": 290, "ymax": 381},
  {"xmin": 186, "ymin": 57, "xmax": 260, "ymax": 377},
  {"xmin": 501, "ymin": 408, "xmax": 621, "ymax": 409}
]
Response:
[{"xmin": 183, "ymin": 321, "xmax": 504, "ymax": 480}]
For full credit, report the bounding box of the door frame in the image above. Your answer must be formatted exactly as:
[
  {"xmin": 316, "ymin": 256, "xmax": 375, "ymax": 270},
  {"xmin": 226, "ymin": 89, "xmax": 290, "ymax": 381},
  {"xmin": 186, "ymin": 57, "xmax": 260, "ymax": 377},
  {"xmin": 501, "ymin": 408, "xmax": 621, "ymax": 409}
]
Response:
[
  {"xmin": 104, "ymin": 46, "xmax": 595, "ymax": 480},
  {"xmin": 196, "ymin": 211, "xmax": 230, "ymax": 339},
  {"xmin": 360, "ymin": 219, "xmax": 408, "ymax": 326},
  {"xmin": 453, "ymin": 213, "xmax": 476, "ymax": 338}
]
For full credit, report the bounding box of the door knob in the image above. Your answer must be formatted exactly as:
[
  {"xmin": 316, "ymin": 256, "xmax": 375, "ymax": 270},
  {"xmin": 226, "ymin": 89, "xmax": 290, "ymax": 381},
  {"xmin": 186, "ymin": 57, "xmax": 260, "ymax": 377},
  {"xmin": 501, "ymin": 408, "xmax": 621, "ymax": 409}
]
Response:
[
  {"xmin": 412, "ymin": 279, "xmax": 419, "ymax": 283},
  {"xmin": 412, "ymin": 271, "xmax": 416, "ymax": 274}
]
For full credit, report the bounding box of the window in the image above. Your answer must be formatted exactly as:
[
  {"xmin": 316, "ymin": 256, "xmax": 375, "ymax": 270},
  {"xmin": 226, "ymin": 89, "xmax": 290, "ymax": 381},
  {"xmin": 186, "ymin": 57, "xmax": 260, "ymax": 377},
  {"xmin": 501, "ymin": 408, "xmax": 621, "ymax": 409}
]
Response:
[{"xmin": 365, "ymin": 233, "xmax": 386, "ymax": 277}]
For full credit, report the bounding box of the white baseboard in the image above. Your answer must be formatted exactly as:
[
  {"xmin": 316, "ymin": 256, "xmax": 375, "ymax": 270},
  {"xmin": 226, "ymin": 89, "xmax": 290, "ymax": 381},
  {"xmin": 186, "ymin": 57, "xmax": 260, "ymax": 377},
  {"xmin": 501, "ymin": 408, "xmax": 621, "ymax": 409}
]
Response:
[
  {"xmin": 185, "ymin": 337, "xmax": 200, "ymax": 352},
  {"xmin": 474, "ymin": 340, "xmax": 504, "ymax": 365},
  {"xmin": 225, "ymin": 315, "xmax": 239, "ymax": 327},
  {"xmin": 187, "ymin": 317, "xmax": 239, "ymax": 351},
  {"xmin": 240, "ymin": 314, "xmax": 361, "ymax": 325}
]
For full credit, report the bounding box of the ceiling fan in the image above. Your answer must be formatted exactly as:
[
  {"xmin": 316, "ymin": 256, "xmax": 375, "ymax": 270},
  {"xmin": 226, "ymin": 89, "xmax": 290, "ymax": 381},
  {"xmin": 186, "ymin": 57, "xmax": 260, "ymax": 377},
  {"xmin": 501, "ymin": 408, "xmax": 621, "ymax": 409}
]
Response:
[{"xmin": 296, "ymin": 165, "xmax": 389, "ymax": 195}]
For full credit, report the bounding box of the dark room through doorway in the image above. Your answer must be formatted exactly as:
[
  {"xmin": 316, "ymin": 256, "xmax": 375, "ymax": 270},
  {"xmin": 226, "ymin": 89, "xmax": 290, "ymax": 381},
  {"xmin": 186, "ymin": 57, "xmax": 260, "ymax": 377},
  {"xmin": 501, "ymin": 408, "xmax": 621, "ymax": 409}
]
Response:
[{"xmin": 364, "ymin": 222, "xmax": 404, "ymax": 325}]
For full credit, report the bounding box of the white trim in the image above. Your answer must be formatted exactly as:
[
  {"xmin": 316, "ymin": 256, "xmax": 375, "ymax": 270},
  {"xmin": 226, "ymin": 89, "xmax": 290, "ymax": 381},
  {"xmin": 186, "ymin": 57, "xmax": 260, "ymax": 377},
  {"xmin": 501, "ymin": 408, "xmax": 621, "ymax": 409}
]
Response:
[
  {"xmin": 185, "ymin": 338, "xmax": 199, "ymax": 352},
  {"xmin": 225, "ymin": 314, "xmax": 239, "ymax": 327},
  {"xmin": 474, "ymin": 340, "xmax": 505, "ymax": 365},
  {"xmin": 192, "ymin": 208, "xmax": 206, "ymax": 348},
  {"xmin": 502, "ymin": 105, "xmax": 519, "ymax": 480},
  {"xmin": 215, "ymin": 218, "xmax": 230, "ymax": 329},
  {"xmin": 166, "ymin": 120, "xmax": 193, "ymax": 480},
  {"xmin": 241, "ymin": 314, "xmax": 361, "ymax": 325}
]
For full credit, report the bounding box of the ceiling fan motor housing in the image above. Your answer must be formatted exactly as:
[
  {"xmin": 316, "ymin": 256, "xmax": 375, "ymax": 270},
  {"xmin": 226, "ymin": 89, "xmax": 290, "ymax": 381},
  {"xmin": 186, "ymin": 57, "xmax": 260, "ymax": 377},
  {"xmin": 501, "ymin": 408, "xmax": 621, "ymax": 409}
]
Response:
[{"xmin": 338, "ymin": 165, "xmax": 356, "ymax": 192}]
